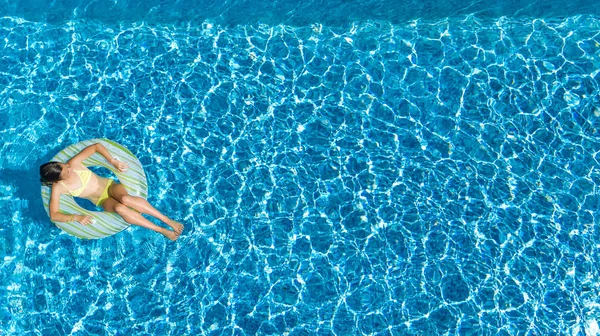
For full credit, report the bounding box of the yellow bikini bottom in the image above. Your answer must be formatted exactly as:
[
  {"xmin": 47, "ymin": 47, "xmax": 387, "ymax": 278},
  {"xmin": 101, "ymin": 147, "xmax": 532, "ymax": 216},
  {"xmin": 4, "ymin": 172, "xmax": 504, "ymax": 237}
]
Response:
[{"xmin": 96, "ymin": 180, "xmax": 114, "ymax": 206}]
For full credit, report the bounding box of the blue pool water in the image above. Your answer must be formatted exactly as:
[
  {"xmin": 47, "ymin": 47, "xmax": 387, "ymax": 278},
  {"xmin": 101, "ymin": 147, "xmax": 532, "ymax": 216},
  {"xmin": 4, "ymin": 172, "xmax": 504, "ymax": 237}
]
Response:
[{"xmin": 1, "ymin": 0, "xmax": 600, "ymax": 334}]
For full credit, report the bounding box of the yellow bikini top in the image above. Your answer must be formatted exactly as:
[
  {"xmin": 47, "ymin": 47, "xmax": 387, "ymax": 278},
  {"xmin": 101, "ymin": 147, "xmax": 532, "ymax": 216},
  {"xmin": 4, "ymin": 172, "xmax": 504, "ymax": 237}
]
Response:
[{"xmin": 59, "ymin": 169, "xmax": 92, "ymax": 197}]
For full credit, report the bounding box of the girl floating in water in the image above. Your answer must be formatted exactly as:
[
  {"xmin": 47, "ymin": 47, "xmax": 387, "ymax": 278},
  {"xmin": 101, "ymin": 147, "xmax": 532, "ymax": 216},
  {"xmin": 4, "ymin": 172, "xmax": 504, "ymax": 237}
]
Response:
[{"xmin": 40, "ymin": 143, "xmax": 184, "ymax": 240}]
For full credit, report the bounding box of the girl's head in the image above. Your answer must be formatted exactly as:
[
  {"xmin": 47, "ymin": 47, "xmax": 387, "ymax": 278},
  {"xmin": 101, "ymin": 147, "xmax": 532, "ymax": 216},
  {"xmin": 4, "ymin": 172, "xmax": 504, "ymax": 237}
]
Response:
[{"xmin": 40, "ymin": 162, "xmax": 72, "ymax": 186}]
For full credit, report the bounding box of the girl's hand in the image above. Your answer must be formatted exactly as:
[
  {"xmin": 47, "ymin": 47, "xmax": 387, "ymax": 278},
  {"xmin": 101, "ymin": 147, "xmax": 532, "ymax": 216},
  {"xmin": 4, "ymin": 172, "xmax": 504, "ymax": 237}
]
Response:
[
  {"xmin": 111, "ymin": 158, "xmax": 129, "ymax": 172},
  {"xmin": 75, "ymin": 215, "xmax": 94, "ymax": 226}
]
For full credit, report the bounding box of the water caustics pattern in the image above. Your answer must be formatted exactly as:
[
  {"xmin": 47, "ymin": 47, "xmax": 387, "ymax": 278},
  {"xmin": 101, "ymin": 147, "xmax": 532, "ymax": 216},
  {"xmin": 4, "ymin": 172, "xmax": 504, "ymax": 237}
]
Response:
[{"xmin": 1, "ymin": 13, "xmax": 600, "ymax": 335}]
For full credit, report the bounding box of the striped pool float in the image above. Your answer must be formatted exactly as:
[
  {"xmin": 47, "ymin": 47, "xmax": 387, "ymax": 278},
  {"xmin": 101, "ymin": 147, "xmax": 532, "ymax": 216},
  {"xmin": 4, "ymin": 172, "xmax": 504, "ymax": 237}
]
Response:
[{"xmin": 41, "ymin": 139, "xmax": 148, "ymax": 239}]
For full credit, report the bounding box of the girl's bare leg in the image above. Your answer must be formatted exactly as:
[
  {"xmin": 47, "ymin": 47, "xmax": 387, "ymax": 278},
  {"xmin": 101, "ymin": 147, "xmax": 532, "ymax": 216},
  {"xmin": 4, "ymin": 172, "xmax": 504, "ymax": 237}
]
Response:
[
  {"xmin": 103, "ymin": 198, "xmax": 179, "ymax": 240},
  {"xmin": 121, "ymin": 196, "xmax": 184, "ymax": 234},
  {"xmin": 109, "ymin": 184, "xmax": 184, "ymax": 234}
]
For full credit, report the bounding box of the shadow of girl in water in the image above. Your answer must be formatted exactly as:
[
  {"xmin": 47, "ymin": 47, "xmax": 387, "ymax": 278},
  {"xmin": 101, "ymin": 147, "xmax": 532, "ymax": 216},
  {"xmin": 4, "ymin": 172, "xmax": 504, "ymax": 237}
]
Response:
[{"xmin": 0, "ymin": 166, "xmax": 60, "ymax": 245}]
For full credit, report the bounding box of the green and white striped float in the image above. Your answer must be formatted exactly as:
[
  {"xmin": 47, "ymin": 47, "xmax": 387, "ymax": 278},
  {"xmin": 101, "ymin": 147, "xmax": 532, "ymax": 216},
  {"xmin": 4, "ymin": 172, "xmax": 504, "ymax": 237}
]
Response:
[{"xmin": 41, "ymin": 139, "xmax": 148, "ymax": 239}]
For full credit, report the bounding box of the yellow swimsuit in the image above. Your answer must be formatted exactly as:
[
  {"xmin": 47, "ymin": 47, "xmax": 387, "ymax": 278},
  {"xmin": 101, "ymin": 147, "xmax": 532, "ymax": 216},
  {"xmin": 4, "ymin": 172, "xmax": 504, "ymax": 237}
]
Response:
[
  {"xmin": 97, "ymin": 180, "xmax": 113, "ymax": 206},
  {"xmin": 60, "ymin": 169, "xmax": 113, "ymax": 206}
]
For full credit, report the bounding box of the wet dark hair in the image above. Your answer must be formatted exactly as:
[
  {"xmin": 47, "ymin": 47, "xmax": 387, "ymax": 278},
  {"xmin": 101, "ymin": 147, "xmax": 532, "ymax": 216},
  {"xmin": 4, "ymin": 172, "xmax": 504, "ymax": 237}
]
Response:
[{"xmin": 40, "ymin": 162, "xmax": 64, "ymax": 186}]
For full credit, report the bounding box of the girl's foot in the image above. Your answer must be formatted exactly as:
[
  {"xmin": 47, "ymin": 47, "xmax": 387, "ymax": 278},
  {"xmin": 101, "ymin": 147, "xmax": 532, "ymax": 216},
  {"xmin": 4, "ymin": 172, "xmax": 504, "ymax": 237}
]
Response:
[
  {"xmin": 167, "ymin": 220, "xmax": 184, "ymax": 235},
  {"xmin": 162, "ymin": 229, "xmax": 180, "ymax": 241}
]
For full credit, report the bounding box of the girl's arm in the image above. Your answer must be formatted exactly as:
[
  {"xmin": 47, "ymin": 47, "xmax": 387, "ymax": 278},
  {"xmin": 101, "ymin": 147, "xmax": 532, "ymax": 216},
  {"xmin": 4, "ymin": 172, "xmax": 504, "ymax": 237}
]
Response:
[
  {"xmin": 96, "ymin": 143, "xmax": 129, "ymax": 172},
  {"xmin": 93, "ymin": 143, "xmax": 117, "ymax": 164},
  {"xmin": 49, "ymin": 184, "xmax": 70, "ymax": 222},
  {"xmin": 69, "ymin": 143, "xmax": 127, "ymax": 171},
  {"xmin": 49, "ymin": 185, "xmax": 91, "ymax": 224},
  {"xmin": 68, "ymin": 143, "xmax": 105, "ymax": 166}
]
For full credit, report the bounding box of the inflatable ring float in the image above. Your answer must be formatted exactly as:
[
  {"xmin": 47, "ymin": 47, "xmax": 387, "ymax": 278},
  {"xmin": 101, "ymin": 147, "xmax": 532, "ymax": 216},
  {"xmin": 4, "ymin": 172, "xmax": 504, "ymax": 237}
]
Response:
[{"xmin": 41, "ymin": 138, "xmax": 148, "ymax": 239}]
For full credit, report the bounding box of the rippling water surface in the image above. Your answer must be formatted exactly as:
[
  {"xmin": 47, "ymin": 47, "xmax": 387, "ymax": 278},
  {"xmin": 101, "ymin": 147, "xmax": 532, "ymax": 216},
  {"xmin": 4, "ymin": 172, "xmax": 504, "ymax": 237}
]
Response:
[{"xmin": 1, "ymin": 11, "xmax": 600, "ymax": 335}]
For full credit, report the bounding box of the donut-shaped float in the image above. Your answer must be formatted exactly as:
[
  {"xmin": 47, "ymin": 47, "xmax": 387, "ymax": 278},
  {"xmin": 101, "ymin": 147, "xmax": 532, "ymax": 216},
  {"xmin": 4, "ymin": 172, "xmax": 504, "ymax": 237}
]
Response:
[{"xmin": 41, "ymin": 138, "xmax": 147, "ymax": 239}]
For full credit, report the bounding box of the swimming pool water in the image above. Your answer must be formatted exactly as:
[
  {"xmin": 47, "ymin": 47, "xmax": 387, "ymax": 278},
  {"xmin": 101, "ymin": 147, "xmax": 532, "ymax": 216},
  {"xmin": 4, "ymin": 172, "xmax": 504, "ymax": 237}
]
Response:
[{"xmin": 1, "ymin": 6, "xmax": 600, "ymax": 336}]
